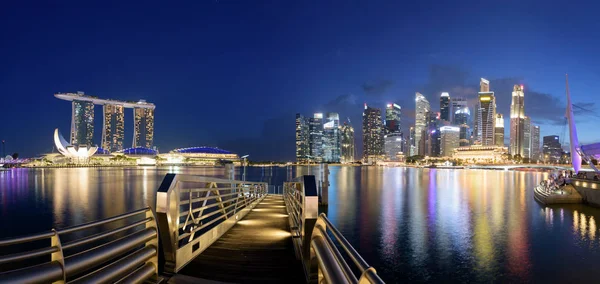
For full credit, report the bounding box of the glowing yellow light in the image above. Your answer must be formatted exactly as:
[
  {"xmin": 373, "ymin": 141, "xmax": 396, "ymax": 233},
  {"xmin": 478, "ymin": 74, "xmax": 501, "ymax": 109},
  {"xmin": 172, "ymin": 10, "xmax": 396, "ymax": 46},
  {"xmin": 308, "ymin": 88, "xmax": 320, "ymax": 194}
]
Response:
[{"xmin": 480, "ymin": 97, "xmax": 491, "ymax": 102}]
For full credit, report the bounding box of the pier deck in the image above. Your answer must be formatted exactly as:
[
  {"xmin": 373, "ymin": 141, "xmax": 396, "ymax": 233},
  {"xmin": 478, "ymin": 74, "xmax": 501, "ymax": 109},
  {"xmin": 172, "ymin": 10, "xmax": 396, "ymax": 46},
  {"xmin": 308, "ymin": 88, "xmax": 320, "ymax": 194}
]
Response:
[{"xmin": 172, "ymin": 195, "xmax": 305, "ymax": 284}]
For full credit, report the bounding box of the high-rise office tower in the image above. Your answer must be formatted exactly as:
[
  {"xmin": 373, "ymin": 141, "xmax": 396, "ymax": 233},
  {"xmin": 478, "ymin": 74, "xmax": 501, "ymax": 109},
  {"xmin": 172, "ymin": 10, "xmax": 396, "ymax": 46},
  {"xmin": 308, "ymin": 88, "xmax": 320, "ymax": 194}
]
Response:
[
  {"xmin": 309, "ymin": 113, "xmax": 324, "ymax": 162},
  {"xmin": 510, "ymin": 85, "xmax": 525, "ymax": 157},
  {"xmin": 384, "ymin": 103, "xmax": 402, "ymax": 160},
  {"xmin": 440, "ymin": 126, "xmax": 459, "ymax": 157},
  {"xmin": 362, "ymin": 104, "xmax": 384, "ymax": 163},
  {"xmin": 70, "ymin": 99, "xmax": 95, "ymax": 146},
  {"xmin": 102, "ymin": 104, "xmax": 125, "ymax": 152},
  {"xmin": 385, "ymin": 103, "xmax": 401, "ymax": 134},
  {"xmin": 523, "ymin": 116, "xmax": 531, "ymax": 159},
  {"xmin": 476, "ymin": 78, "xmax": 496, "ymax": 146},
  {"xmin": 440, "ymin": 92, "xmax": 451, "ymax": 122},
  {"xmin": 295, "ymin": 113, "xmax": 310, "ymax": 163},
  {"xmin": 340, "ymin": 121, "xmax": 355, "ymax": 163},
  {"xmin": 384, "ymin": 135, "xmax": 403, "ymax": 161},
  {"xmin": 409, "ymin": 126, "xmax": 416, "ymax": 156},
  {"xmin": 323, "ymin": 113, "xmax": 341, "ymax": 162},
  {"xmin": 531, "ymin": 125, "xmax": 541, "ymax": 161},
  {"xmin": 543, "ymin": 135, "xmax": 562, "ymax": 163},
  {"xmin": 425, "ymin": 111, "xmax": 441, "ymax": 157},
  {"xmin": 495, "ymin": 113, "xmax": 504, "ymax": 147},
  {"xmin": 415, "ymin": 92, "xmax": 430, "ymax": 155},
  {"xmin": 451, "ymin": 97, "xmax": 468, "ymax": 125},
  {"xmin": 133, "ymin": 107, "xmax": 155, "ymax": 148}
]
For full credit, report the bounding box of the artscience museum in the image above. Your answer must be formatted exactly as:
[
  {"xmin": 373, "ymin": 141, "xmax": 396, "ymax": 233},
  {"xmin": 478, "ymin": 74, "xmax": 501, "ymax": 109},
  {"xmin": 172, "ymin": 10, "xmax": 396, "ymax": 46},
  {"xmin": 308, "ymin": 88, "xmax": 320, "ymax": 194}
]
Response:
[{"xmin": 53, "ymin": 128, "xmax": 98, "ymax": 162}]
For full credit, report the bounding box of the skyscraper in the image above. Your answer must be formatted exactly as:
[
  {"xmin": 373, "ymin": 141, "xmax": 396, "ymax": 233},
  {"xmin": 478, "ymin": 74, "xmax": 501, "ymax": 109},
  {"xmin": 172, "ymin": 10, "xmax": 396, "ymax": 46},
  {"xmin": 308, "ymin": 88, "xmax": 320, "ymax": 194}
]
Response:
[
  {"xmin": 523, "ymin": 116, "xmax": 531, "ymax": 159},
  {"xmin": 415, "ymin": 92, "xmax": 430, "ymax": 156},
  {"xmin": 425, "ymin": 111, "xmax": 441, "ymax": 157},
  {"xmin": 362, "ymin": 104, "xmax": 384, "ymax": 163},
  {"xmin": 384, "ymin": 103, "xmax": 403, "ymax": 160},
  {"xmin": 409, "ymin": 126, "xmax": 416, "ymax": 156},
  {"xmin": 440, "ymin": 92, "xmax": 451, "ymax": 122},
  {"xmin": 543, "ymin": 135, "xmax": 562, "ymax": 163},
  {"xmin": 509, "ymin": 85, "xmax": 525, "ymax": 157},
  {"xmin": 532, "ymin": 125, "xmax": 541, "ymax": 161},
  {"xmin": 476, "ymin": 78, "xmax": 496, "ymax": 146},
  {"xmin": 309, "ymin": 113, "xmax": 324, "ymax": 162},
  {"xmin": 133, "ymin": 107, "xmax": 155, "ymax": 148},
  {"xmin": 495, "ymin": 113, "xmax": 504, "ymax": 147},
  {"xmin": 440, "ymin": 126, "xmax": 459, "ymax": 157},
  {"xmin": 323, "ymin": 113, "xmax": 341, "ymax": 162},
  {"xmin": 385, "ymin": 103, "xmax": 401, "ymax": 134},
  {"xmin": 102, "ymin": 104, "xmax": 125, "ymax": 152},
  {"xmin": 295, "ymin": 113, "xmax": 310, "ymax": 163},
  {"xmin": 451, "ymin": 97, "xmax": 468, "ymax": 125},
  {"xmin": 70, "ymin": 99, "xmax": 95, "ymax": 146},
  {"xmin": 340, "ymin": 121, "xmax": 355, "ymax": 163}
]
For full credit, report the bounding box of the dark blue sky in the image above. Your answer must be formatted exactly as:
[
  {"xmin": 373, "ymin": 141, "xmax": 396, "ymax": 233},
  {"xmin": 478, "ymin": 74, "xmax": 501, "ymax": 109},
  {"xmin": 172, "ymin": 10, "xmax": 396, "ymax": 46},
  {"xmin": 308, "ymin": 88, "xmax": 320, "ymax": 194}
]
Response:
[{"xmin": 1, "ymin": 1, "xmax": 599, "ymax": 160}]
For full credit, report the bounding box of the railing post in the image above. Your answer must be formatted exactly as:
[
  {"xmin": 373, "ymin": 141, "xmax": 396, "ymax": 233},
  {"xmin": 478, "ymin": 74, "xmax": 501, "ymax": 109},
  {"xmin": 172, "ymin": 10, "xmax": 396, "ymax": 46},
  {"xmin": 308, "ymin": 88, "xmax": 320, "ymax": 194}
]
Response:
[
  {"xmin": 301, "ymin": 175, "xmax": 319, "ymax": 282},
  {"xmin": 321, "ymin": 164, "xmax": 329, "ymax": 205},
  {"xmin": 155, "ymin": 174, "xmax": 180, "ymax": 275},
  {"xmin": 50, "ymin": 229, "xmax": 66, "ymax": 284},
  {"xmin": 145, "ymin": 207, "xmax": 160, "ymax": 279}
]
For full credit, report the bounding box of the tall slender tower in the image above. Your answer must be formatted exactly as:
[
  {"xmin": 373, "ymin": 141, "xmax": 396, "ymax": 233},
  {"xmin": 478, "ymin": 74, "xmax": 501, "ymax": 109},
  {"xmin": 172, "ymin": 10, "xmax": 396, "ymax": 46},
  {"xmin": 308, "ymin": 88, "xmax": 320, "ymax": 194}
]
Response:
[
  {"xmin": 308, "ymin": 113, "xmax": 324, "ymax": 162},
  {"xmin": 495, "ymin": 113, "xmax": 504, "ymax": 147},
  {"xmin": 323, "ymin": 113, "xmax": 341, "ymax": 162},
  {"xmin": 477, "ymin": 78, "xmax": 496, "ymax": 146},
  {"xmin": 340, "ymin": 121, "xmax": 355, "ymax": 163},
  {"xmin": 133, "ymin": 106, "xmax": 155, "ymax": 148},
  {"xmin": 70, "ymin": 99, "xmax": 95, "ymax": 146},
  {"xmin": 531, "ymin": 125, "xmax": 541, "ymax": 161},
  {"xmin": 440, "ymin": 92, "xmax": 451, "ymax": 122},
  {"xmin": 415, "ymin": 92, "xmax": 430, "ymax": 155},
  {"xmin": 102, "ymin": 104, "xmax": 125, "ymax": 152},
  {"xmin": 523, "ymin": 116, "xmax": 532, "ymax": 159},
  {"xmin": 363, "ymin": 104, "xmax": 384, "ymax": 163},
  {"xmin": 295, "ymin": 113, "xmax": 310, "ymax": 163},
  {"xmin": 509, "ymin": 85, "xmax": 525, "ymax": 157}
]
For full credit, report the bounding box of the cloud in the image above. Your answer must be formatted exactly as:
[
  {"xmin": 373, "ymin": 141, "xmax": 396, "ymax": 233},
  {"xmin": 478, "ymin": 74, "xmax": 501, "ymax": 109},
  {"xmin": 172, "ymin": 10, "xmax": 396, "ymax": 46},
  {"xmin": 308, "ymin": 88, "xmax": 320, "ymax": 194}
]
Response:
[
  {"xmin": 362, "ymin": 80, "xmax": 394, "ymax": 97},
  {"xmin": 324, "ymin": 93, "xmax": 358, "ymax": 108}
]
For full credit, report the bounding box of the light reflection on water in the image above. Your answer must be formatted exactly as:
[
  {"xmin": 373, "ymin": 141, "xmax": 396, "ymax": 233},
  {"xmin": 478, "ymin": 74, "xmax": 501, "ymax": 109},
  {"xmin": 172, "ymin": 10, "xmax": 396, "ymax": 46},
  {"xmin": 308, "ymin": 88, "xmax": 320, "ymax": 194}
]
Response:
[{"xmin": 2, "ymin": 166, "xmax": 600, "ymax": 282}]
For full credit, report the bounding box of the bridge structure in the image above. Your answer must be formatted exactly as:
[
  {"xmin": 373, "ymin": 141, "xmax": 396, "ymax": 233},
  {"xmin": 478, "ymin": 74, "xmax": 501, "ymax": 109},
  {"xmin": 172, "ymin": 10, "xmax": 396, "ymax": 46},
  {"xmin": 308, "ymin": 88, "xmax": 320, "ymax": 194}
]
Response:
[
  {"xmin": 0, "ymin": 174, "xmax": 383, "ymax": 284},
  {"xmin": 467, "ymin": 164, "xmax": 571, "ymax": 171}
]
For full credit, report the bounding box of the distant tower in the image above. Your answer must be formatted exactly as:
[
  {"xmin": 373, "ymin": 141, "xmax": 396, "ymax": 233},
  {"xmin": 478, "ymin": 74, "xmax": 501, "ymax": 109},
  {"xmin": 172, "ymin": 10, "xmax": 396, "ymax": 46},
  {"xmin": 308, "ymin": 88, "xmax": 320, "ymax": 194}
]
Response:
[
  {"xmin": 133, "ymin": 105, "xmax": 155, "ymax": 148},
  {"xmin": 531, "ymin": 125, "xmax": 541, "ymax": 161},
  {"xmin": 323, "ymin": 113, "xmax": 341, "ymax": 162},
  {"xmin": 295, "ymin": 113, "xmax": 310, "ymax": 163},
  {"xmin": 340, "ymin": 121, "xmax": 355, "ymax": 163},
  {"xmin": 362, "ymin": 104, "xmax": 384, "ymax": 163},
  {"xmin": 384, "ymin": 103, "xmax": 403, "ymax": 161},
  {"xmin": 70, "ymin": 94, "xmax": 95, "ymax": 146},
  {"xmin": 102, "ymin": 104, "xmax": 125, "ymax": 152},
  {"xmin": 308, "ymin": 113, "xmax": 324, "ymax": 162},
  {"xmin": 523, "ymin": 116, "xmax": 532, "ymax": 159},
  {"xmin": 440, "ymin": 126, "xmax": 460, "ymax": 157},
  {"xmin": 495, "ymin": 113, "xmax": 504, "ymax": 147},
  {"xmin": 409, "ymin": 126, "xmax": 416, "ymax": 156},
  {"xmin": 415, "ymin": 92, "xmax": 430, "ymax": 155},
  {"xmin": 440, "ymin": 92, "xmax": 451, "ymax": 122},
  {"xmin": 476, "ymin": 78, "xmax": 496, "ymax": 146},
  {"xmin": 510, "ymin": 85, "xmax": 525, "ymax": 156}
]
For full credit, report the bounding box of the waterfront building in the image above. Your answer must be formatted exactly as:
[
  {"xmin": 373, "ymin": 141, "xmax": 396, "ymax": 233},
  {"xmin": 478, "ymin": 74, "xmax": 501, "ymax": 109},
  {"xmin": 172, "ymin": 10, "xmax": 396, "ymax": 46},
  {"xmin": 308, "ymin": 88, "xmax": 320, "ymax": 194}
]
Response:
[
  {"xmin": 102, "ymin": 104, "xmax": 125, "ymax": 152},
  {"xmin": 415, "ymin": 92, "xmax": 430, "ymax": 156},
  {"xmin": 384, "ymin": 134, "xmax": 403, "ymax": 161},
  {"xmin": 53, "ymin": 128, "xmax": 98, "ymax": 163},
  {"xmin": 495, "ymin": 113, "xmax": 504, "ymax": 147},
  {"xmin": 543, "ymin": 135, "xmax": 562, "ymax": 163},
  {"xmin": 523, "ymin": 116, "xmax": 531, "ymax": 159},
  {"xmin": 451, "ymin": 97, "xmax": 468, "ymax": 125},
  {"xmin": 409, "ymin": 126, "xmax": 416, "ymax": 156},
  {"xmin": 71, "ymin": 97, "xmax": 95, "ymax": 146},
  {"xmin": 440, "ymin": 92, "xmax": 451, "ymax": 122},
  {"xmin": 340, "ymin": 122, "xmax": 355, "ymax": 163},
  {"xmin": 166, "ymin": 147, "xmax": 239, "ymax": 166},
  {"xmin": 362, "ymin": 104, "xmax": 385, "ymax": 163},
  {"xmin": 532, "ymin": 125, "xmax": 541, "ymax": 161},
  {"xmin": 322, "ymin": 113, "xmax": 341, "ymax": 163},
  {"xmin": 295, "ymin": 114, "xmax": 310, "ymax": 163},
  {"xmin": 309, "ymin": 113, "xmax": 324, "ymax": 162},
  {"xmin": 133, "ymin": 105, "xmax": 155, "ymax": 148},
  {"xmin": 453, "ymin": 145, "xmax": 508, "ymax": 164},
  {"xmin": 509, "ymin": 85, "xmax": 526, "ymax": 157},
  {"xmin": 476, "ymin": 78, "xmax": 496, "ymax": 146},
  {"xmin": 440, "ymin": 126, "xmax": 459, "ymax": 157}
]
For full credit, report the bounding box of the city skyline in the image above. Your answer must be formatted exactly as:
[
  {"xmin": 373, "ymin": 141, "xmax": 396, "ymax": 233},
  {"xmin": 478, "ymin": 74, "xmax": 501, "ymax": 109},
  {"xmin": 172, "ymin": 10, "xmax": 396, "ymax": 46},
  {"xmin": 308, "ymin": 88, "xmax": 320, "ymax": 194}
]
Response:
[{"xmin": 1, "ymin": 2, "xmax": 599, "ymax": 160}]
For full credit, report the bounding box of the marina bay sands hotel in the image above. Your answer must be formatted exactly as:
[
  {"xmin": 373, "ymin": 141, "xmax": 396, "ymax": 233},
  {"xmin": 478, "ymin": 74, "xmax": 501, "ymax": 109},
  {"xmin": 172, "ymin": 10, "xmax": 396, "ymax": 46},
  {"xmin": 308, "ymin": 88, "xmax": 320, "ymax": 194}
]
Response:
[{"xmin": 55, "ymin": 92, "xmax": 155, "ymax": 152}]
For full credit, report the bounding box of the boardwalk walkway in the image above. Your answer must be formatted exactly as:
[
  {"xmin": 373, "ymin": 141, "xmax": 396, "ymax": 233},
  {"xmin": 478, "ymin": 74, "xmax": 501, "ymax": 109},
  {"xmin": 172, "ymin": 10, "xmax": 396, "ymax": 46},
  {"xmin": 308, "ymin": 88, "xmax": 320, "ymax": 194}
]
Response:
[{"xmin": 170, "ymin": 195, "xmax": 305, "ymax": 284}]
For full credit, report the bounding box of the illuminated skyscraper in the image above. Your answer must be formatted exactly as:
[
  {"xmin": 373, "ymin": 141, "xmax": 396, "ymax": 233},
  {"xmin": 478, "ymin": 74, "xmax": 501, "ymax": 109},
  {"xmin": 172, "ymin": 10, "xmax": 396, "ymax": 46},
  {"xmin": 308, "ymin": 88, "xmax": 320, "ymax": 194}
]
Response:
[
  {"xmin": 476, "ymin": 78, "xmax": 496, "ymax": 146},
  {"xmin": 523, "ymin": 116, "xmax": 531, "ymax": 159},
  {"xmin": 451, "ymin": 97, "xmax": 468, "ymax": 125},
  {"xmin": 532, "ymin": 125, "xmax": 541, "ymax": 161},
  {"xmin": 495, "ymin": 113, "xmax": 504, "ymax": 147},
  {"xmin": 133, "ymin": 106, "xmax": 155, "ymax": 148},
  {"xmin": 384, "ymin": 103, "xmax": 403, "ymax": 160},
  {"xmin": 340, "ymin": 121, "xmax": 355, "ymax": 163},
  {"xmin": 323, "ymin": 113, "xmax": 341, "ymax": 162},
  {"xmin": 543, "ymin": 135, "xmax": 562, "ymax": 163},
  {"xmin": 425, "ymin": 111, "xmax": 441, "ymax": 157},
  {"xmin": 102, "ymin": 104, "xmax": 125, "ymax": 152},
  {"xmin": 309, "ymin": 113, "xmax": 324, "ymax": 162},
  {"xmin": 409, "ymin": 126, "xmax": 416, "ymax": 156},
  {"xmin": 440, "ymin": 126, "xmax": 459, "ymax": 157},
  {"xmin": 362, "ymin": 104, "xmax": 384, "ymax": 163},
  {"xmin": 295, "ymin": 113, "xmax": 310, "ymax": 163},
  {"xmin": 510, "ymin": 85, "xmax": 526, "ymax": 156},
  {"xmin": 415, "ymin": 92, "xmax": 430, "ymax": 155},
  {"xmin": 385, "ymin": 103, "xmax": 401, "ymax": 134},
  {"xmin": 440, "ymin": 92, "xmax": 451, "ymax": 122},
  {"xmin": 70, "ymin": 98, "xmax": 95, "ymax": 146}
]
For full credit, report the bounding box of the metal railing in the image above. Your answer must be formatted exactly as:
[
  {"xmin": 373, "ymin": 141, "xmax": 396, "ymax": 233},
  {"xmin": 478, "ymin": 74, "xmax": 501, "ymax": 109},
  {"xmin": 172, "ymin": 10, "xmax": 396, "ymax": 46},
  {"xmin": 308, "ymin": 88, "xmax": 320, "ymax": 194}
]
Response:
[
  {"xmin": 0, "ymin": 207, "xmax": 159, "ymax": 283},
  {"xmin": 284, "ymin": 175, "xmax": 384, "ymax": 284},
  {"xmin": 155, "ymin": 174, "xmax": 267, "ymax": 274}
]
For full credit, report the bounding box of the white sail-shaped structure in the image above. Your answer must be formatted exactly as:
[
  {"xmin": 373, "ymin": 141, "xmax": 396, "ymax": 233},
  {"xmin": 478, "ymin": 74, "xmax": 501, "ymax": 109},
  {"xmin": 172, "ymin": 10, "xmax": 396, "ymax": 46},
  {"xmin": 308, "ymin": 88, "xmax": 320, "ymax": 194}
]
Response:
[{"xmin": 54, "ymin": 128, "xmax": 98, "ymax": 162}]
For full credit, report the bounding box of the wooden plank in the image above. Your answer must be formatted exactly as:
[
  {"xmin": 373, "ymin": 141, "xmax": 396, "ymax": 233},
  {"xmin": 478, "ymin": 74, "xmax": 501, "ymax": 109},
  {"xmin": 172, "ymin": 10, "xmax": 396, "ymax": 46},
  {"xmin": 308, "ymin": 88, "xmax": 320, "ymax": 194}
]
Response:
[{"xmin": 176, "ymin": 195, "xmax": 305, "ymax": 283}]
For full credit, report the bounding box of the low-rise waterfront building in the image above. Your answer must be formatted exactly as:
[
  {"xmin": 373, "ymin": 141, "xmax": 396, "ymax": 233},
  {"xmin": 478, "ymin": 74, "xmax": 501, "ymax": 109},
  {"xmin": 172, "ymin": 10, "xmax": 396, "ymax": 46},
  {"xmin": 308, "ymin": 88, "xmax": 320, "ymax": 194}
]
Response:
[{"xmin": 452, "ymin": 145, "xmax": 508, "ymax": 164}]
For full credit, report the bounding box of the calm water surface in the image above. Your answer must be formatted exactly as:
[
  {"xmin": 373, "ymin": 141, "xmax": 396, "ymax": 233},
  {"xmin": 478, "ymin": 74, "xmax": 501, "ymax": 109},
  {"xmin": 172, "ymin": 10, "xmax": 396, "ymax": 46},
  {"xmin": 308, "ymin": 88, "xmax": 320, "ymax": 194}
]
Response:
[{"xmin": 1, "ymin": 166, "xmax": 600, "ymax": 282}]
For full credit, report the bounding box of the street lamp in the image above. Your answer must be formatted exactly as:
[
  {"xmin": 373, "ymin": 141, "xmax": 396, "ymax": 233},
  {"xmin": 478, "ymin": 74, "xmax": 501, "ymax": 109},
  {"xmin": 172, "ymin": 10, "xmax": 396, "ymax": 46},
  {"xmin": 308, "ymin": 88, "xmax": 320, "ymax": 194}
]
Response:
[{"xmin": 241, "ymin": 155, "xmax": 249, "ymax": 181}]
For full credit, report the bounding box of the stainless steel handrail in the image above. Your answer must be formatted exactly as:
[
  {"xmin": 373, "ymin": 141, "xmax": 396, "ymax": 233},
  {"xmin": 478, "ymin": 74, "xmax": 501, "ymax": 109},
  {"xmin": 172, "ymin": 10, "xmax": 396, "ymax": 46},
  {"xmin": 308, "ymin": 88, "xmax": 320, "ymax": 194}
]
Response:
[
  {"xmin": 284, "ymin": 175, "xmax": 385, "ymax": 284},
  {"xmin": 156, "ymin": 174, "xmax": 268, "ymax": 274},
  {"xmin": 0, "ymin": 207, "xmax": 159, "ymax": 283}
]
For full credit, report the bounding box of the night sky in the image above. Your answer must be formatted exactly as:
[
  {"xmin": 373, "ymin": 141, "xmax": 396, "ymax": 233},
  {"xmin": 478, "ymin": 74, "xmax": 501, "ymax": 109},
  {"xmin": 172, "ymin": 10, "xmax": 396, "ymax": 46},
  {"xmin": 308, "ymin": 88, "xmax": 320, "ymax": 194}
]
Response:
[{"xmin": 1, "ymin": 1, "xmax": 599, "ymax": 160}]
